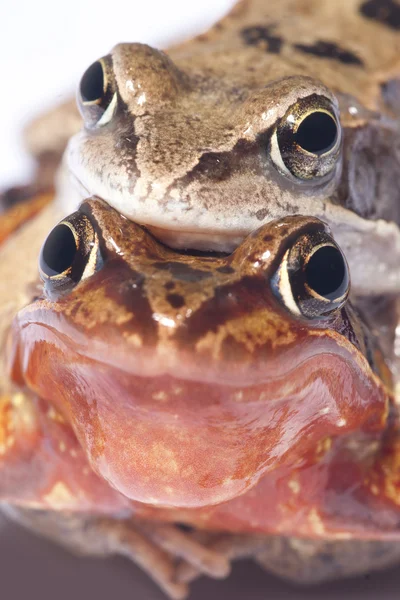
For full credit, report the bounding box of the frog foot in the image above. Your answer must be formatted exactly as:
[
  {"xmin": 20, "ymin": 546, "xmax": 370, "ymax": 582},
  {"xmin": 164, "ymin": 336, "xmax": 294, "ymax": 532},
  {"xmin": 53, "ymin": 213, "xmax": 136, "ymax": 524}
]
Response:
[
  {"xmin": 175, "ymin": 531, "xmax": 267, "ymax": 584},
  {"xmin": 122, "ymin": 519, "xmax": 231, "ymax": 598},
  {"xmin": 4, "ymin": 507, "xmax": 230, "ymax": 599}
]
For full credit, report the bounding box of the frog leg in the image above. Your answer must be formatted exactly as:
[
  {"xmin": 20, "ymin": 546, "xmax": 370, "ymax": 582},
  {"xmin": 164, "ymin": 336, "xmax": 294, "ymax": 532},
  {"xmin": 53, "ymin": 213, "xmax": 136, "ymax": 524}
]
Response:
[
  {"xmin": 176, "ymin": 532, "xmax": 265, "ymax": 583},
  {"xmin": 4, "ymin": 506, "xmax": 229, "ymax": 600},
  {"xmin": 176, "ymin": 532, "xmax": 400, "ymax": 586},
  {"xmin": 4, "ymin": 506, "xmax": 186, "ymax": 599},
  {"xmin": 135, "ymin": 520, "xmax": 230, "ymax": 579}
]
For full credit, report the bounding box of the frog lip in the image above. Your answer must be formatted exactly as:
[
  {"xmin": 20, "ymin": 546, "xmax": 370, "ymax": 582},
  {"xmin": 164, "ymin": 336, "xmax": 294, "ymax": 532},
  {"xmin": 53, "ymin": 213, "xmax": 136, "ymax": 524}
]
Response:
[{"xmin": 12, "ymin": 306, "xmax": 385, "ymax": 387}]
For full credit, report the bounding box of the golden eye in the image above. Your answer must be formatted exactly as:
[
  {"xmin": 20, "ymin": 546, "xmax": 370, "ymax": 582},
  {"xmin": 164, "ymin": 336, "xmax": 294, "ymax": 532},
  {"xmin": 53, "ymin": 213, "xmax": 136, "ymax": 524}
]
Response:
[
  {"xmin": 77, "ymin": 56, "xmax": 117, "ymax": 128},
  {"xmin": 39, "ymin": 211, "xmax": 102, "ymax": 298},
  {"xmin": 270, "ymin": 95, "xmax": 341, "ymax": 180},
  {"xmin": 272, "ymin": 227, "xmax": 350, "ymax": 319}
]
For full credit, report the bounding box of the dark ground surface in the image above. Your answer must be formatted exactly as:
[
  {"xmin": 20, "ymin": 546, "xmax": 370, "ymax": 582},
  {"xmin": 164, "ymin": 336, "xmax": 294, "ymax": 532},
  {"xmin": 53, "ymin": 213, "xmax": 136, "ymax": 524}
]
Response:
[{"xmin": 1, "ymin": 516, "xmax": 400, "ymax": 600}]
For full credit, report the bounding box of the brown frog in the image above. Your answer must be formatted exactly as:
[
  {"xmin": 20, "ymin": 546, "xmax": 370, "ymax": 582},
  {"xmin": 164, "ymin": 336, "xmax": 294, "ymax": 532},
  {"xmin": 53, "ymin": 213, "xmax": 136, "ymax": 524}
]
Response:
[
  {"xmin": 1, "ymin": 198, "xmax": 400, "ymax": 598},
  {"xmin": 18, "ymin": 0, "xmax": 400, "ymax": 296}
]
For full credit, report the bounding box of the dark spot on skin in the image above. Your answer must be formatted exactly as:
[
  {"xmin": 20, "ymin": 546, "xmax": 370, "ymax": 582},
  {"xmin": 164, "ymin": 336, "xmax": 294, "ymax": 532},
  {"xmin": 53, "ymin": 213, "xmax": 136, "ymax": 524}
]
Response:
[
  {"xmin": 276, "ymin": 225, "xmax": 289, "ymax": 236},
  {"xmin": 165, "ymin": 138, "xmax": 256, "ymax": 197},
  {"xmin": 175, "ymin": 275, "xmax": 268, "ymax": 346},
  {"xmin": 360, "ymin": 0, "xmax": 400, "ymax": 29},
  {"xmin": 263, "ymin": 234, "xmax": 273, "ymax": 242},
  {"xmin": 241, "ymin": 25, "xmax": 283, "ymax": 54},
  {"xmin": 117, "ymin": 270, "xmax": 158, "ymax": 343},
  {"xmin": 189, "ymin": 152, "xmax": 234, "ymax": 183},
  {"xmin": 294, "ymin": 41, "xmax": 363, "ymax": 66},
  {"xmin": 254, "ymin": 208, "xmax": 270, "ymax": 221},
  {"xmin": 164, "ymin": 281, "xmax": 175, "ymax": 290},
  {"xmin": 166, "ymin": 293, "xmax": 185, "ymax": 309},
  {"xmin": 80, "ymin": 260, "xmax": 158, "ymax": 345},
  {"xmin": 152, "ymin": 261, "xmax": 212, "ymax": 282},
  {"xmin": 216, "ymin": 265, "xmax": 235, "ymax": 274}
]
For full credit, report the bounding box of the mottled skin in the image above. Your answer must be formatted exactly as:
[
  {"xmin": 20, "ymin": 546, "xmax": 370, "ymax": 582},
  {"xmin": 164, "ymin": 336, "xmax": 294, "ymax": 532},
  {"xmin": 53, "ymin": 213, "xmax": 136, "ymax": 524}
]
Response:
[
  {"xmin": 23, "ymin": 0, "xmax": 400, "ymax": 295},
  {"xmin": 1, "ymin": 197, "xmax": 400, "ymax": 596}
]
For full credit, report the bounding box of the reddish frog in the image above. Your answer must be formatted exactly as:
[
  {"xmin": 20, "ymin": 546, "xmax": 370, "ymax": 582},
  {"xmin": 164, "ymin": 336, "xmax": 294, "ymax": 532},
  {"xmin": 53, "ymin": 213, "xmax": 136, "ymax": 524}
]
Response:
[{"xmin": 1, "ymin": 198, "xmax": 400, "ymax": 597}]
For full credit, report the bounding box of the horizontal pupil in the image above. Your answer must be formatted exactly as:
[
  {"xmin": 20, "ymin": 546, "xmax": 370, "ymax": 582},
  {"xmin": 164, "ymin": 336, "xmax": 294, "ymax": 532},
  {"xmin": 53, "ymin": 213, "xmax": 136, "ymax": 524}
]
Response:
[
  {"xmin": 40, "ymin": 224, "xmax": 77, "ymax": 277},
  {"xmin": 295, "ymin": 112, "xmax": 337, "ymax": 155},
  {"xmin": 305, "ymin": 245, "xmax": 347, "ymax": 300},
  {"xmin": 80, "ymin": 61, "xmax": 104, "ymax": 103}
]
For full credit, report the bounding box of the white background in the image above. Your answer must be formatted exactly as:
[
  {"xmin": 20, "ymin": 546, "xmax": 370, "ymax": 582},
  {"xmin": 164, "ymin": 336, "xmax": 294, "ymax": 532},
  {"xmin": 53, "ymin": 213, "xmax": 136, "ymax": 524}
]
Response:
[{"xmin": 0, "ymin": 0, "xmax": 234, "ymax": 189}]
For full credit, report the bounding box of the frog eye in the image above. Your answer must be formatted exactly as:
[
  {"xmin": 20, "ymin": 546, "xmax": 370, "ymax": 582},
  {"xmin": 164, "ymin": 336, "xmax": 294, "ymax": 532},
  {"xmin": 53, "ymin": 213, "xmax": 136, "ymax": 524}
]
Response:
[
  {"xmin": 39, "ymin": 212, "xmax": 102, "ymax": 297},
  {"xmin": 270, "ymin": 95, "xmax": 341, "ymax": 180},
  {"xmin": 77, "ymin": 56, "xmax": 117, "ymax": 128},
  {"xmin": 272, "ymin": 228, "xmax": 349, "ymax": 319}
]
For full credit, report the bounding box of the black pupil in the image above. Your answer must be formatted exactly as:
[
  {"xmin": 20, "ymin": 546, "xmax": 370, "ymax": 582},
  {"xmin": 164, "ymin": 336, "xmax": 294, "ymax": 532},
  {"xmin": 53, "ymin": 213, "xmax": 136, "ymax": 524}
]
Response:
[
  {"xmin": 80, "ymin": 61, "xmax": 104, "ymax": 103},
  {"xmin": 40, "ymin": 224, "xmax": 77, "ymax": 277},
  {"xmin": 295, "ymin": 112, "xmax": 338, "ymax": 155},
  {"xmin": 305, "ymin": 245, "xmax": 348, "ymax": 300}
]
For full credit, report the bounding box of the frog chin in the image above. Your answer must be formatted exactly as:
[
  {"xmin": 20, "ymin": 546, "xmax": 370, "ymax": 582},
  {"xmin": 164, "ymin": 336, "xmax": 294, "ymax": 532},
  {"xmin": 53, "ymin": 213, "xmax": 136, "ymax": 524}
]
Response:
[
  {"xmin": 59, "ymin": 176, "xmax": 247, "ymax": 254},
  {"xmin": 62, "ymin": 151, "xmax": 268, "ymax": 253},
  {"xmin": 8, "ymin": 307, "xmax": 390, "ymax": 508},
  {"xmin": 58, "ymin": 174, "xmax": 243, "ymax": 254}
]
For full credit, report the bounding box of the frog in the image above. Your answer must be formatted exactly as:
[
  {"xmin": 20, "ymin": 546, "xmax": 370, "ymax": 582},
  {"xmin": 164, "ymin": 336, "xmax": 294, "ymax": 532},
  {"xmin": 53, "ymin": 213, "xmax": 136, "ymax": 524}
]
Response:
[
  {"xmin": 2, "ymin": 0, "xmax": 400, "ymax": 597},
  {"xmin": 2, "ymin": 195, "xmax": 400, "ymax": 598},
  {"xmin": 8, "ymin": 0, "xmax": 400, "ymax": 300},
  {"xmin": 9, "ymin": 0, "xmax": 400, "ymax": 394}
]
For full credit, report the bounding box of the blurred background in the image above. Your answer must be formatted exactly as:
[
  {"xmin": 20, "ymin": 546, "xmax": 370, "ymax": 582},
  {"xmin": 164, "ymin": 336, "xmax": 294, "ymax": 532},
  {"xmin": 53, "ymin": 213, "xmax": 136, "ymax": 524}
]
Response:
[{"xmin": 0, "ymin": 0, "xmax": 233, "ymax": 189}]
